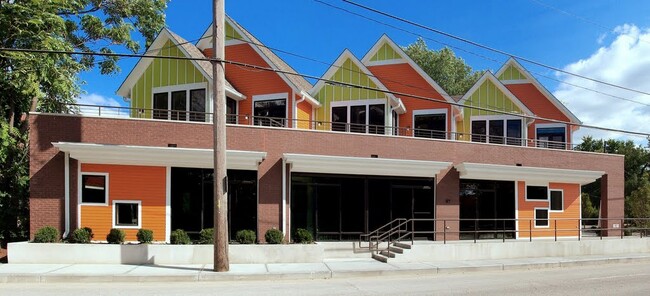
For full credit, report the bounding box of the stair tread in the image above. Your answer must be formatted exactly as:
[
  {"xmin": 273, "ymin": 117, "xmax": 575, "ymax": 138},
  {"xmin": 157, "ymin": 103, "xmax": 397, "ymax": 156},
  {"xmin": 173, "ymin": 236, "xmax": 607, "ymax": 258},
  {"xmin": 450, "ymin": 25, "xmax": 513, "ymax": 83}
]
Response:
[{"xmin": 393, "ymin": 242, "xmax": 412, "ymax": 249}]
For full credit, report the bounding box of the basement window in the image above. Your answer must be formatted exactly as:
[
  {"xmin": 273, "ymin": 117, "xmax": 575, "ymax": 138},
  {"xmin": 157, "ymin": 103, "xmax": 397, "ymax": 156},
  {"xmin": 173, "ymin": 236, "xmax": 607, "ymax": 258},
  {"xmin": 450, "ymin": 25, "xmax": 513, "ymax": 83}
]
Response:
[
  {"xmin": 113, "ymin": 201, "xmax": 141, "ymax": 228},
  {"xmin": 81, "ymin": 174, "xmax": 108, "ymax": 204}
]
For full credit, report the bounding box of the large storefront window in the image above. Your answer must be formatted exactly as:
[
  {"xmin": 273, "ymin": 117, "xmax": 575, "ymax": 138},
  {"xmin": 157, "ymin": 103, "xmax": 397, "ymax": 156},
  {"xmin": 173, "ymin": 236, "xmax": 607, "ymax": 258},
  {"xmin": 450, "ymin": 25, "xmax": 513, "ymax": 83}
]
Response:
[
  {"xmin": 330, "ymin": 101, "xmax": 386, "ymax": 134},
  {"xmin": 459, "ymin": 180, "xmax": 516, "ymax": 239}
]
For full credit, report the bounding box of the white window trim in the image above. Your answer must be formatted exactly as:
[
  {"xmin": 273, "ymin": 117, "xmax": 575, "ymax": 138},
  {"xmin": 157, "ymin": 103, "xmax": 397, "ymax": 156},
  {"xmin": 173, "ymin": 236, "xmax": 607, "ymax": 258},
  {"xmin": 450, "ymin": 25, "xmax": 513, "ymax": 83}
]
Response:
[
  {"xmin": 330, "ymin": 99, "xmax": 388, "ymax": 134},
  {"xmin": 151, "ymin": 82, "xmax": 209, "ymax": 122},
  {"xmin": 549, "ymin": 189, "xmax": 564, "ymax": 212},
  {"xmin": 535, "ymin": 123, "xmax": 567, "ymax": 141},
  {"xmin": 525, "ymin": 184, "xmax": 550, "ymax": 202},
  {"xmin": 251, "ymin": 92, "xmax": 289, "ymax": 125},
  {"xmin": 412, "ymin": 108, "xmax": 448, "ymax": 139},
  {"xmin": 534, "ymin": 207, "xmax": 550, "ymax": 228},
  {"xmin": 112, "ymin": 200, "xmax": 142, "ymax": 229},
  {"xmin": 79, "ymin": 172, "xmax": 109, "ymax": 206}
]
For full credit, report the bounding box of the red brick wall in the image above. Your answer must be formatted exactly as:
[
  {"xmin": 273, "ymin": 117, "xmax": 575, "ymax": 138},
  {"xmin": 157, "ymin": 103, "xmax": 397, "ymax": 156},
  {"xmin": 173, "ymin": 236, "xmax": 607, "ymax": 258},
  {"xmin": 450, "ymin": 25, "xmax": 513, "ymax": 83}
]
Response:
[{"xmin": 29, "ymin": 114, "xmax": 625, "ymax": 240}]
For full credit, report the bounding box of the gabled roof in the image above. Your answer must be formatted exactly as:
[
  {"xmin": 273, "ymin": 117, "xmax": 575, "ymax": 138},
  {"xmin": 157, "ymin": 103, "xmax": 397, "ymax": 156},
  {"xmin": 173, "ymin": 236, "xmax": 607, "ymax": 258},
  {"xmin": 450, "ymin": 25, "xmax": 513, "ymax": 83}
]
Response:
[
  {"xmin": 309, "ymin": 49, "xmax": 405, "ymax": 114},
  {"xmin": 196, "ymin": 15, "xmax": 313, "ymax": 93},
  {"xmin": 116, "ymin": 28, "xmax": 244, "ymax": 100},
  {"xmin": 495, "ymin": 58, "xmax": 582, "ymax": 124},
  {"xmin": 361, "ymin": 34, "xmax": 456, "ymax": 105},
  {"xmin": 457, "ymin": 71, "xmax": 534, "ymax": 117}
]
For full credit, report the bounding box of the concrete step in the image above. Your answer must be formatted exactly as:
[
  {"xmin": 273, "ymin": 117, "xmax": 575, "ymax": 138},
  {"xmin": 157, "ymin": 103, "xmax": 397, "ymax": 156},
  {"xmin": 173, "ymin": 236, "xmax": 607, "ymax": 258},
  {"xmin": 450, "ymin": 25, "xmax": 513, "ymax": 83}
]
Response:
[
  {"xmin": 379, "ymin": 250, "xmax": 397, "ymax": 258},
  {"xmin": 389, "ymin": 246, "xmax": 405, "ymax": 254},
  {"xmin": 393, "ymin": 242, "xmax": 412, "ymax": 249},
  {"xmin": 372, "ymin": 253, "xmax": 389, "ymax": 263}
]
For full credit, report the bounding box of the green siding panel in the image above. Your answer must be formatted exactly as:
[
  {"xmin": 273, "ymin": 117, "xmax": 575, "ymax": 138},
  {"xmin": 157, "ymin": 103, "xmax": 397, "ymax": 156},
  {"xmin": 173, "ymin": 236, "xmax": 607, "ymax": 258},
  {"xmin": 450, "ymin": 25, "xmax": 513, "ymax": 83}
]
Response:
[
  {"xmin": 498, "ymin": 65, "xmax": 528, "ymax": 80},
  {"xmin": 225, "ymin": 22, "xmax": 242, "ymax": 41},
  {"xmin": 461, "ymin": 79, "xmax": 523, "ymax": 139},
  {"xmin": 369, "ymin": 43, "xmax": 403, "ymax": 62}
]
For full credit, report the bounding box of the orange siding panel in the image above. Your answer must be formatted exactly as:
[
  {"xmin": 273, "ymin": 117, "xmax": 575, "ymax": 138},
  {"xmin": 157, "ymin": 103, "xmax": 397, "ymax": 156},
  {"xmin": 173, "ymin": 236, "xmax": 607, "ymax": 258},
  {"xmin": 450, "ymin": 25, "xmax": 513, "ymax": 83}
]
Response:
[
  {"xmin": 79, "ymin": 164, "xmax": 166, "ymax": 242},
  {"xmin": 517, "ymin": 181, "xmax": 581, "ymax": 238}
]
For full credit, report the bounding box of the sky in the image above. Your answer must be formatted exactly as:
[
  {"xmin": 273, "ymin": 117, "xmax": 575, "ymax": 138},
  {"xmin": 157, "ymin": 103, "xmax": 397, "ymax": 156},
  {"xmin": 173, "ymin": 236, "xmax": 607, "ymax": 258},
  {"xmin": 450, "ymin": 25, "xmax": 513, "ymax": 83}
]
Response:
[{"xmin": 78, "ymin": 0, "xmax": 650, "ymax": 145}]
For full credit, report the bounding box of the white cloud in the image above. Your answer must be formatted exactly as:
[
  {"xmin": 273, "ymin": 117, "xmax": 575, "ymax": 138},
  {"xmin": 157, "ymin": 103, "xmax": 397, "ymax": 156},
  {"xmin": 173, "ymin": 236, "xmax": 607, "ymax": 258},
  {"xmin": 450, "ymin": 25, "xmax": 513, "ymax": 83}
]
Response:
[
  {"xmin": 553, "ymin": 24, "xmax": 650, "ymax": 146},
  {"xmin": 76, "ymin": 93, "xmax": 129, "ymax": 117}
]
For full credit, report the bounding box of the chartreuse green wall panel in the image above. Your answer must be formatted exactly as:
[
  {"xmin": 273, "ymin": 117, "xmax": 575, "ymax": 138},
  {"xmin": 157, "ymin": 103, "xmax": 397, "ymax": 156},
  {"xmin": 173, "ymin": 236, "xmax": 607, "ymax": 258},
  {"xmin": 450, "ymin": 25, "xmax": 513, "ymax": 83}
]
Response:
[
  {"xmin": 369, "ymin": 43, "xmax": 402, "ymax": 62},
  {"xmin": 498, "ymin": 65, "xmax": 527, "ymax": 81},
  {"xmin": 460, "ymin": 79, "xmax": 522, "ymax": 140}
]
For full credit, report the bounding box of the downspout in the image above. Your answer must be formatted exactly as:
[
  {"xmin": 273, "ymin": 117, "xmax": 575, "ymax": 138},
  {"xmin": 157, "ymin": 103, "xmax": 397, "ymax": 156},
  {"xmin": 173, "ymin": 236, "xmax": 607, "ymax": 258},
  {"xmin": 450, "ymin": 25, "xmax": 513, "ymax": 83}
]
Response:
[
  {"xmin": 63, "ymin": 152, "xmax": 70, "ymax": 238},
  {"xmin": 281, "ymin": 157, "xmax": 287, "ymax": 236},
  {"xmin": 295, "ymin": 92, "xmax": 306, "ymax": 129}
]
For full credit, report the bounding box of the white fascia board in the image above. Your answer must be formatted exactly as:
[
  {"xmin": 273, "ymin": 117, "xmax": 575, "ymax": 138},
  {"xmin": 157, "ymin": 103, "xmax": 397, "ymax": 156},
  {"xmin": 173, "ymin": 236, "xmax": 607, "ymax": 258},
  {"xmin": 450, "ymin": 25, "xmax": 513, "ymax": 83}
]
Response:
[
  {"xmin": 53, "ymin": 142, "xmax": 266, "ymax": 171},
  {"xmin": 455, "ymin": 162, "xmax": 604, "ymax": 185},
  {"xmin": 284, "ymin": 153, "xmax": 451, "ymax": 178},
  {"xmin": 226, "ymin": 85, "xmax": 246, "ymax": 101},
  {"xmin": 299, "ymin": 90, "xmax": 322, "ymax": 108},
  {"xmin": 116, "ymin": 29, "xmax": 172, "ymax": 98}
]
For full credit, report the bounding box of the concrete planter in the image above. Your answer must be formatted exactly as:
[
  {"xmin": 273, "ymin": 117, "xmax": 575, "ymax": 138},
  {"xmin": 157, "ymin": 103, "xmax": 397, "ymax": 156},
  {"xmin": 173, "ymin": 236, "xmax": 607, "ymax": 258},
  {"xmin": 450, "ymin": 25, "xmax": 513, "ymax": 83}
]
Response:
[{"xmin": 7, "ymin": 242, "xmax": 325, "ymax": 264}]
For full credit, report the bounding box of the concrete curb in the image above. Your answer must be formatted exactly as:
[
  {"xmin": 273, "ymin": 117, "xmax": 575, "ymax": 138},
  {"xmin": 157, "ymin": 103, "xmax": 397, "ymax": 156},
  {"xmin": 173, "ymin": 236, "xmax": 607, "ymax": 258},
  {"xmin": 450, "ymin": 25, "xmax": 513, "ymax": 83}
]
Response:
[{"xmin": 2, "ymin": 255, "xmax": 650, "ymax": 283}]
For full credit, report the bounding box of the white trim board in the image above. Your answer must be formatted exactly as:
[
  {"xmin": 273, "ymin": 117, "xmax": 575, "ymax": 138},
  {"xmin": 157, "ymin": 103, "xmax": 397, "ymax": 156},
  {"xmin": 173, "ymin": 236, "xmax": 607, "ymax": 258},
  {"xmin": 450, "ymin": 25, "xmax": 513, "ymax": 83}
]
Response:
[{"xmin": 455, "ymin": 163, "xmax": 604, "ymax": 185}]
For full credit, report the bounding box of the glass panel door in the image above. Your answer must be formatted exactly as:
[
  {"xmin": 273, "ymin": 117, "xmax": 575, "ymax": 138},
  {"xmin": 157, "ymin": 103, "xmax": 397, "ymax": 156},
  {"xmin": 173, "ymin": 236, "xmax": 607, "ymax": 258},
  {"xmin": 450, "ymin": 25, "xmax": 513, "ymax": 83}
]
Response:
[
  {"xmin": 189, "ymin": 89, "xmax": 205, "ymax": 122},
  {"xmin": 171, "ymin": 90, "xmax": 187, "ymax": 121},
  {"xmin": 506, "ymin": 119, "xmax": 522, "ymax": 145},
  {"xmin": 471, "ymin": 120, "xmax": 487, "ymax": 142},
  {"xmin": 489, "ymin": 120, "xmax": 504, "ymax": 144},
  {"xmin": 349, "ymin": 105, "xmax": 366, "ymax": 133},
  {"xmin": 153, "ymin": 93, "xmax": 168, "ymax": 120},
  {"xmin": 331, "ymin": 106, "xmax": 348, "ymax": 132},
  {"xmin": 368, "ymin": 104, "xmax": 385, "ymax": 135}
]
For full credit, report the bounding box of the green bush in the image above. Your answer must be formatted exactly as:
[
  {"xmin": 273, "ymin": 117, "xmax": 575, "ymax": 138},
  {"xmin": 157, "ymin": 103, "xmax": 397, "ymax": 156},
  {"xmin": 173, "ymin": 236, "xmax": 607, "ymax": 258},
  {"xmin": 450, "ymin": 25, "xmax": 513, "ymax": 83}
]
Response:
[
  {"xmin": 82, "ymin": 227, "xmax": 94, "ymax": 240},
  {"xmin": 170, "ymin": 229, "xmax": 191, "ymax": 245},
  {"xmin": 293, "ymin": 228, "xmax": 313, "ymax": 244},
  {"xmin": 106, "ymin": 228, "xmax": 125, "ymax": 244},
  {"xmin": 33, "ymin": 226, "xmax": 59, "ymax": 243},
  {"xmin": 69, "ymin": 228, "xmax": 92, "ymax": 244},
  {"xmin": 264, "ymin": 228, "xmax": 284, "ymax": 244},
  {"xmin": 136, "ymin": 229, "xmax": 154, "ymax": 244},
  {"xmin": 235, "ymin": 229, "xmax": 256, "ymax": 244},
  {"xmin": 198, "ymin": 228, "xmax": 214, "ymax": 244}
]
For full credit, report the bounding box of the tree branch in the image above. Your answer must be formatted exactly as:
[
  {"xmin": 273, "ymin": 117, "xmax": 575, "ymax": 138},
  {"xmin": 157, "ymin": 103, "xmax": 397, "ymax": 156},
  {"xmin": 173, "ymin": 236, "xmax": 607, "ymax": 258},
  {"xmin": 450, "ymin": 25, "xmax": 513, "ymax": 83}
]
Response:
[{"xmin": 56, "ymin": 3, "xmax": 102, "ymax": 16}]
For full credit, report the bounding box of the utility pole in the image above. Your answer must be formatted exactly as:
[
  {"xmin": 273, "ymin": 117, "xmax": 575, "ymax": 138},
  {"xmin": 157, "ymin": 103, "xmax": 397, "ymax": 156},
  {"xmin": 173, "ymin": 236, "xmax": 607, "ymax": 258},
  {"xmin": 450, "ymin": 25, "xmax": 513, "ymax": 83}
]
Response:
[{"xmin": 212, "ymin": 0, "xmax": 229, "ymax": 272}]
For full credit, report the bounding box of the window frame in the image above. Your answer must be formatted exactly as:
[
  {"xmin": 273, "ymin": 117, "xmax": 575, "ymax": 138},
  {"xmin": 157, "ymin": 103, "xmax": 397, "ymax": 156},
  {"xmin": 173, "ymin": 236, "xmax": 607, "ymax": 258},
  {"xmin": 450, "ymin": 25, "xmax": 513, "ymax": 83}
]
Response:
[
  {"xmin": 549, "ymin": 189, "xmax": 564, "ymax": 212},
  {"xmin": 535, "ymin": 123, "xmax": 567, "ymax": 149},
  {"xmin": 470, "ymin": 115, "xmax": 524, "ymax": 146},
  {"xmin": 79, "ymin": 172, "xmax": 109, "ymax": 206},
  {"xmin": 330, "ymin": 99, "xmax": 387, "ymax": 134},
  {"xmin": 112, "ymin": 200, "xmax": 142, "ymax": 229},
  {"xmin": 412, "ymin": 108, "xmax": 448, "ymax": 139},
  {"xmin": 151, "ymin": 82, "xmax": 208, "ymax": 122},
  {"xmin": 534, "ymin": 207, "xmax": 550, "ymax": 228},
  {"xmin": 252, "ymin": 92, "xmax": 289, "ymax": 127},
  {"xmin": 525, "ymin": 184, "xmax": 549, "ymax": 201}
]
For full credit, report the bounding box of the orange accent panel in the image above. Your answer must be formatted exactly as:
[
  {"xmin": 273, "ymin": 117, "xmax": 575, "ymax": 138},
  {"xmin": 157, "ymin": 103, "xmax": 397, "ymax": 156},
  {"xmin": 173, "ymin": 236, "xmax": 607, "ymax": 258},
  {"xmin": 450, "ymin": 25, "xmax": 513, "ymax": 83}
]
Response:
[
  {"xmin": 367, "ymin": 63, "xmax": 452, "ymax": 136},
  {"xmin": 517, "ymin": 181, "xmax": 581, "ymax": 238},
  {"xmin": 225, "ymin": 43, "xmax": 294, "ymax": 126},
  {"xmin": 80, "ymin": 164, "xmax": 166, "ymax": 242}
]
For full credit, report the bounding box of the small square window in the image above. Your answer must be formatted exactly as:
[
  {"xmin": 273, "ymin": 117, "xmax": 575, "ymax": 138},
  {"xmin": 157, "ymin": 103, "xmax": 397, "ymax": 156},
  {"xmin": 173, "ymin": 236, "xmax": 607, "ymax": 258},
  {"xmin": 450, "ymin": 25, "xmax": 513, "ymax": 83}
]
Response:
[
  {"xmin": 81, "ymin": 174, "xmax": 107, "ymax": 204},
  {"xmin": 535, "ymin": 208, "xmax": 549, "ymax": 227},
  {"xmin": 526, "ymin": 185, "xmax": 548, "ymax": 200},
  {"xmin": 550, "ymin": 190, "xmax": 563, "ymax": 211},
  {"xmin": 114, "ymin": 202, "xmax": 140, "ymax": 228}
]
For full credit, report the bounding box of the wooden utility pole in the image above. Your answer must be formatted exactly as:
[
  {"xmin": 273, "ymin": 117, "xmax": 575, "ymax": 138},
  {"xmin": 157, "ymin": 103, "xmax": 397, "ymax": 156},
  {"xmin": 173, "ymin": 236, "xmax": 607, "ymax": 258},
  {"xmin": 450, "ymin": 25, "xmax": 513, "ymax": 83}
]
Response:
[{"xmin": 212, "ymin": 0, "xmax": 229, "ymax": 272}]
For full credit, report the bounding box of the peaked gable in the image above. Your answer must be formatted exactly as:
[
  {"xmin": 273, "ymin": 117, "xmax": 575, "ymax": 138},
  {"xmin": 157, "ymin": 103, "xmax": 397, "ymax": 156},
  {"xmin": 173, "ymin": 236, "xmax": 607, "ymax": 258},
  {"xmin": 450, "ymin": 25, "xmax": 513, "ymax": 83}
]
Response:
[{"xmin": 458, "ymin": 71, "xmax": 533, "ymax": 117}]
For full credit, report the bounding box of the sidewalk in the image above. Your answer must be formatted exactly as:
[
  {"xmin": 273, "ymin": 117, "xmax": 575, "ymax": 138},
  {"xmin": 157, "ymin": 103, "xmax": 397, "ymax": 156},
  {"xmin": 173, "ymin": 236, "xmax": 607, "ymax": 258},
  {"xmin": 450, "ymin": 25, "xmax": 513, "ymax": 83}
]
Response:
[{"xmin": 1, "ymin": 253, "xmax": 650, "ymax": 283}]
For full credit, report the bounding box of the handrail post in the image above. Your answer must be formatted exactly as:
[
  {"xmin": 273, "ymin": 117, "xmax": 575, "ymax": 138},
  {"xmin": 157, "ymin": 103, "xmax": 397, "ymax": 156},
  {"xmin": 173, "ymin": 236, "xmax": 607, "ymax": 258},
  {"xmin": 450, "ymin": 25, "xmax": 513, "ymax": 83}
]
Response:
[
  {"xmin": 443, "ymin": 220, "xmax": 447, "ymax": 244},
  {"xmin": 411, "ymin": 219, "xmax": 414, "ymax": 244},
  {"xmin": 98, "ymin": 106, "xmax": 101, "ymax": 117},
  {"xmin": 554, "ymin": 219, "xmax": 557, "ymax": 242},
  {"xmin": 621, "ymin": 218, "xmax": 624, "ymax": 239},
  {"xmin": 529, "ymin": 220, "xmax": 532, "ymax": 242},
  {"xmin": 600, "ymin": 218, "xmax": 603, "ymax": 240},
  {"xmin": 474, "ymin": 219, "xmax": 477, "ymax": 243},
  {"xmin": 502, "ymin": 219, "xmax": 506, "ymax": 242},
  {"xmin": 578, "ymin": 218, "xmax": 581, "ymax": 241}
]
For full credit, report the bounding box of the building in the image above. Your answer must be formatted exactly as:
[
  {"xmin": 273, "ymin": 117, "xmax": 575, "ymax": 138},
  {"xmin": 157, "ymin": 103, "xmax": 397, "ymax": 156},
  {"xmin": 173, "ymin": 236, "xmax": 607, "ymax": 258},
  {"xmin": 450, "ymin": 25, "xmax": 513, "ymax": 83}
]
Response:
[{"xmin": 29, "ymin": 16, "xmax": 624, "ymax": 243}]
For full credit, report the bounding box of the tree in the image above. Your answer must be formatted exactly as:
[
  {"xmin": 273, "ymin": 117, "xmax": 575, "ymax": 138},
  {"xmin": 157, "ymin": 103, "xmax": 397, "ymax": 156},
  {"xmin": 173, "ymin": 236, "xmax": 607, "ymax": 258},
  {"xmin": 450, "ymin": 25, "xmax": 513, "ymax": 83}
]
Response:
[
  {"xmin": 0, "ymin": 0, "xmax": 169, "ymax": 244},
  {"xmin": 402, "ymin": 38, "xmax": 484, "ymax": 96}
]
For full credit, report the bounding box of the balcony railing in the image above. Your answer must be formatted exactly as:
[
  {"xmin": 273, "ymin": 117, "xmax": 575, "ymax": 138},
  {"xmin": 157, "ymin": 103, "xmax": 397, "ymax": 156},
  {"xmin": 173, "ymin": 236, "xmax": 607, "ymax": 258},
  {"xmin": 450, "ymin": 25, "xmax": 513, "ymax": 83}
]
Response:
[{"xmin": 56, "ymin": 103, "xmax": 587, "ymax": 152}]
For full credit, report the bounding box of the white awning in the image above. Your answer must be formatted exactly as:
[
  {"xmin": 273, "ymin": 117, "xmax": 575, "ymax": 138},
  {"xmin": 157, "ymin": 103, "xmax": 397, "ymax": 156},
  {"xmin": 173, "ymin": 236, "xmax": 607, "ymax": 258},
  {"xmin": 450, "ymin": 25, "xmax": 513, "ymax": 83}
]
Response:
[
  {"xmin": 284, "ymin": 153, "xmax": 451, "ymax": 178},
  {"xmin": 53, "ymin": 142, "xmax": 266, "ymax": 170},
  {"xmin": 455, "ymin": 162, "xmax": 604, "ymax": 185}
]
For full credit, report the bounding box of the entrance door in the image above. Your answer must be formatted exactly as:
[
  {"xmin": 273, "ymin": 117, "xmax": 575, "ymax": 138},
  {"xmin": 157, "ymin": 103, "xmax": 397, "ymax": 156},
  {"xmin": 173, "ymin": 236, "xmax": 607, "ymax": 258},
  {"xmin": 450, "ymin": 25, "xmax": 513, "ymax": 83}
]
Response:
[{"xmin": 391, "ymin": 185, "xmax": 435, "ymax": 239}]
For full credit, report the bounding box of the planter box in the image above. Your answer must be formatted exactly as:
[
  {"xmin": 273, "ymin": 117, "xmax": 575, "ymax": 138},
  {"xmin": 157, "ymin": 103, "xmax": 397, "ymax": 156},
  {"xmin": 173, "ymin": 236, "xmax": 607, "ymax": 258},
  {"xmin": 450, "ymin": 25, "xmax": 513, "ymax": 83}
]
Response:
[{"xmin": 7, "ymin": 242, "xmax": 325, "ymax": 264}]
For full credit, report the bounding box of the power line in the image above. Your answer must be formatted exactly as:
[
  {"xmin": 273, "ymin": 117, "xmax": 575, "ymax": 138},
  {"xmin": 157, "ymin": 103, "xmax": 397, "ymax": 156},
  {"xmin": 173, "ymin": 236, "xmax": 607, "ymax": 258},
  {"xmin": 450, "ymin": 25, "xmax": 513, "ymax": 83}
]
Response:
[
  {"xmin": 1, "ymin": 46, "xmax": 648, "ymax": 138},
  {"xmin": 340, "ymin": 0, "xmax": 650, "ymax": 97}
]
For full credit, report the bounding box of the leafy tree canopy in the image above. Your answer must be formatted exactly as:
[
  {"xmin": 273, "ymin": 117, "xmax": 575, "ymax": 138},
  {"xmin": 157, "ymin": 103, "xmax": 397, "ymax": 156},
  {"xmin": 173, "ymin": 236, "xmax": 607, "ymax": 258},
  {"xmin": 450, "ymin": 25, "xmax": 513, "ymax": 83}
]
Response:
[{"xmin": 402, "ymin": 38, "xmax": 484, "ymax": 96}]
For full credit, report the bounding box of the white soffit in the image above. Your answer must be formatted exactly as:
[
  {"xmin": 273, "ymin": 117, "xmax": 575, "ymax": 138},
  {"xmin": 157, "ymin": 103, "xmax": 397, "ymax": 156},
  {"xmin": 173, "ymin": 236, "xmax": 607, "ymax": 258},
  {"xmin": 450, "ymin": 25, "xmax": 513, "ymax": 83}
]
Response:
[
  {"xmin": 284, "ymin": 153, "xmax": 451, "ymax": 178},
  {"xmin": 53, "ymin": 142, "xmax": 266, "ymax": 171},
  {"xmin": 455, "ymin": 163, "xmax": 604, "ymax": 185}
]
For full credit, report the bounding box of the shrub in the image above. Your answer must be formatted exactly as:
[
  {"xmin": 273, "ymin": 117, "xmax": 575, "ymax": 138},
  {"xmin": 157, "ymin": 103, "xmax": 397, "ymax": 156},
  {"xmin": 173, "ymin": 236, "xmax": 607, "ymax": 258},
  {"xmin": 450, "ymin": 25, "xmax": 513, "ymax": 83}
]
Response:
[
  {"xmin": 82, "ymin": 227, "xmax": 94, "ymax": 240},
  {"xmin": 69, "ymin": 228, "xmax": 92, "ymax": 244},
  {"xmin": 136, "ymin": 229, "xmax": 154, "ymax": 244},
  {"xmin": 198, "ymin": 228, "xmax": 214, "ymax": 244},
  {"xmin": 235, "ymin": 229, "xmax": 256, "ymax": 244},
  {"xmin": 264, "ymin": 228, "xmax": 284, "ymax": 244},
  {"xmin": 33, "ymin": 226, "xmax": 59, "ymax": 243},
  {"xmin": 170, "ymin": 229, "xmax": 191, "ymax": 245},
  {"xmin": 106, "ymin": 228, "xmax": 125, "ymax": 244},
  {"xmin": 293, "ymin": 228, "xmax": 313, "ymax": 244}
]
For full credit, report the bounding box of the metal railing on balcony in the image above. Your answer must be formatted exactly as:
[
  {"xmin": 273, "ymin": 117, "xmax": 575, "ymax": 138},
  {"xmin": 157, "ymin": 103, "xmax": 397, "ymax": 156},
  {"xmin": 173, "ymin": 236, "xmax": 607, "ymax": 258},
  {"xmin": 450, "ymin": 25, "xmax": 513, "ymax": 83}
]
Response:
[{"xmin": 54, "ymin": 103, "xmax": 587, "ymax": 151}]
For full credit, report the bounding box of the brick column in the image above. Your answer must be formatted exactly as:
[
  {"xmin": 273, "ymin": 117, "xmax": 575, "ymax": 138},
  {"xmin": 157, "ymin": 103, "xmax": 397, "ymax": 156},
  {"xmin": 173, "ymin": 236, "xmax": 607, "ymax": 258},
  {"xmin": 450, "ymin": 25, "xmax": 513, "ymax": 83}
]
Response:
[{"xmin": 435, "ymin": 167, "xmax": 460, "ymax": 241}]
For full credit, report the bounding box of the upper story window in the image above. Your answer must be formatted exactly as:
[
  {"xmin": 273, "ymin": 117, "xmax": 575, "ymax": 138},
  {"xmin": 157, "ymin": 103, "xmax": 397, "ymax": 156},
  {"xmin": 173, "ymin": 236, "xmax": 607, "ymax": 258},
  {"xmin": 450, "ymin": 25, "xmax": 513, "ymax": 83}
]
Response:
[
  {"xmin": 331, "ymin": 100, "xmax": 385, "ymax": 134},
  {"xmin": 253, "ymin": 93, "xmax": 287, "ymax": 127},
  {"xmin": 152, "ymin": 83, "xmax": 207, "ymax": 122},
  {"xmin": 81, "ymin": 173, "xmax": 108, "ymax": 205},
  {"xmin": 413, "ymin": 109, "xmax": 447, "ymax": 139},
  {"xmin": 226, "ymin": 97, "xmax": 238, "ymax": 124},
  {"xmin": 471, "ymin": 117, "xmax": 522, "ymax": 145},
  {"xmin": 536, "ymin": 124, "xmax": 566, "ymax": 149}
]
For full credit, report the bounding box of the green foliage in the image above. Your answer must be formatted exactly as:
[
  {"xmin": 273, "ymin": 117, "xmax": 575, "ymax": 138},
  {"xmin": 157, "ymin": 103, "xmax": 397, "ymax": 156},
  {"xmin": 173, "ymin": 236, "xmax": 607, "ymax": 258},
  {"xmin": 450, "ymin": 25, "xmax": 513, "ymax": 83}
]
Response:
[
  {"xmin": 33, "ymin": 226, "xmax": 59, "ymax": 243},
  {"xmin": 235, "ymin": 229, "xmax": 256, "ymax": 244},
  {"xmin": 264, "ymin": 228, "xmax": 284, "ymax": 244},
  {"xmin": 136, "ymin": 229, "xmax": 154, "ymax": 244},
  {"xmin": 402, "ymin": 38, "xmax": 484, "ymax": 95},
  {"xmin": 0, "ymin": 122, "xmax": 29, "ymax": 244},
  {"xmin": 198, "ymin": 228, "xmax": 214, "ymax": 244},
  {"xmin": 70, "ymin": 228, "xmax": 92, "ymax": 244},
  {"xmin": 581, "ymin": 193, "xmax": 599, "ymax": 221},
  {"xmin": 292, "ymin": 228, "xmax": 313, "ymax": 244},
  {"xmin": 106, "ymin": 228, "xmax": 125, "ymax": 244},
  {"xmin": 170, "ymin": 229, "xmax": 190, "ymax": 245}
]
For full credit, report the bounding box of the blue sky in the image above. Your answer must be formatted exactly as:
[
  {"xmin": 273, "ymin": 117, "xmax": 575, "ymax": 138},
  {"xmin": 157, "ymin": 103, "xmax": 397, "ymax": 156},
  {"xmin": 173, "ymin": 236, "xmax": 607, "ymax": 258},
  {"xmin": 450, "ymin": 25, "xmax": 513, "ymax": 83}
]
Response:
[{"xmin": 79, "ymin": 0, "xmax": 650, "ymax": 143}]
